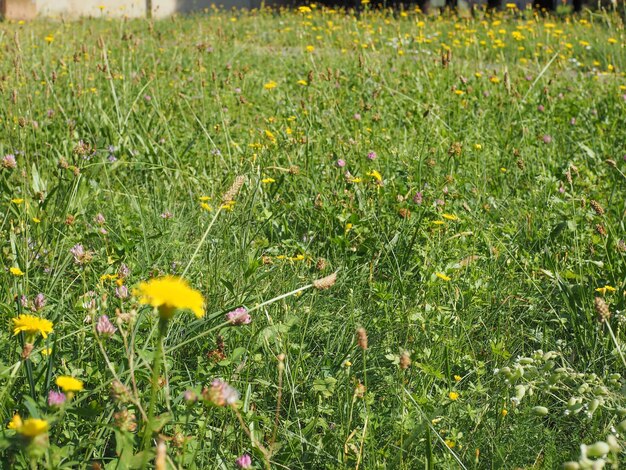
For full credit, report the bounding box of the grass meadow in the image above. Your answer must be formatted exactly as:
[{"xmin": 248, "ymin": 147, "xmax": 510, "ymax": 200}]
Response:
[{"xmin": 0, "ymin": 4, "xmax": 625, "ymax": 468}]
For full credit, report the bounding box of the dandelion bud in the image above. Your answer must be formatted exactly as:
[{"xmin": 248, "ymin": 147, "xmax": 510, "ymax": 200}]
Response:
[
  {"xmin": 313, "ymin": 272, "xmax": 337, "ymax": 290},
  {"xmin": 590, "ymin": 200, "xmax": 604, "ymax": 216},
  {"xmin": 221, "ymin": 175, "xmax": 246, "ymax": 204},
  {"xmin": 399, "ymin": 351, "xmax": 411, "ymax": 369},
  {"xmin": 594, "ymin": 297, "xmax": 610, "ymax": 322},
  {"xmin": 356, "ymin": 327, "xmax": 368, "ymax": 350},
  {"xmin": 531, "ymin": 406, "xmax": 549, "ymax": 416}
]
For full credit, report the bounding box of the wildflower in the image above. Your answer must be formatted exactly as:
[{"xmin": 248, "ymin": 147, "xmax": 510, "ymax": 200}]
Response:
[
  {"xmin": 400, "ymin": 351, "xmax": 411, "ymax": 369},
  {"xmin": 413, "ymin": 191, "xmax": 423, "ymax": 205},
  {"xmin": 2, "ymin": 154, "xmax": 17, "ymax": 169},
  {"xmin": 56, "ymin": 376, "xmax": 84, "ymax": 394},
  {"xmin": 9, "ymin": 415, "xmax": 49, "ymax": 438},
  {"xmin": 10, "ymin": 266, "xmax": 25, "ymax": 276},
  {"xmin": 305, "ymin": 45, "xmax": 315, "ymax": 52},
  {"xmin": 226, "ymin": 307, "xmax": 251, "ymax": 325},
  {"xmin": 135, "ymin": 276, "xmax": 205, "ymax": 320},
  {"xmin": 313, "ymin": 272, "xmax": 337, "ymax": 290},
  {"xmin": 367, "ymin": 170, "xmax": 382, "ymax": 183},
  {"xmin": 367, "ymin": 151, "xmax": 377, "ymax": 160},
  {"xmin": 235, "ymin": 454, "xmax": 252, "ymax": 469},
  {"xmin": 445, "ymin": 440, "xmax": 455, "ymax": 448},
  {"xmin": 454, "ymin": 375, "xmax": 462, "ymax": 382},
  {"xmin": 70, "ymin": 244, "xmax": 93, "ymax": 265},
  {"xmin": 184, "ymin": 389, "xmax": 198, "ymax": 405},
  {"xmin": 115, "ymin": 285, "xmax": 129, "ymax": 299},
  {"xmin": 114, "ymin": 409, "xmax": 137, "ymax": 432},
  {"xmin": 297, "ymin": 79, "xmax": 308, "ymax": 86},
  {"xmin": 356, "ymin": 327, "xmax": 368, "ymax": 350},
  {"xmin": 441, "ymin": 213, "xmax": 458, "ymax": 221},
  {"xmin": 263, "ymin": 80, "xmax": 277, "ymax": 90},
  {"xmin": 97, "ymin": 315, "xmax": 117, "ymax": 337},
  {"xmin": 336, "ymin": 159, "xmax": 346, "ymax": 168},
  {"xmin": 448, "ymin": 391, "xmax": 460, "ymax": 401},
  {"xmin": 204, "ymin": 379, "xmax": 240, "ymax": 406},
  {"xmin": 542, "ymin": 135, "xmax": 552, "ymax": 144},
  {"xmin": 48, "ymin": 390, "xmax": 66, "ymax": 407},
  {"xmin": 12, "ymin": 314, "xmax": 54, "ymax": 339},
  {"xmin": 32, "ymin": 294, "xmax": 46, "ymax": 312},
  {"xmin": 436, "ymin": 272, "xmax": 451, "ymax": 281},
  {"xmin": 261, "ymin": 177, "xmax": 275, "ymax": 184},
  {"xmin": 501, "ymin": 409, "xmax": 508, "ymax": 417}
]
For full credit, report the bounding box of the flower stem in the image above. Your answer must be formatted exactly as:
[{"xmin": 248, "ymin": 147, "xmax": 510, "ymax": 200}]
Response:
[{"xmin": 141, "ymin": 318, "xmax": 167, "ymax": 467}]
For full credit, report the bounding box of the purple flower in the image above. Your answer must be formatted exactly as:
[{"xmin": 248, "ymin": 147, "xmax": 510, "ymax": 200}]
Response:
[
  {"xmin": 184, "ymin": 389, "xmax": 198, "ymax": 405},
  {"xmin": 226, "ymin": 307, "xmax": 251, "ymax": 325},
  {"xmin": 94, "ymin": 213, "xmax": 106, "ymax": 225},
  {"xmin": 20, "ymin": 295, "xmax": 29, "ymax": 308},
  {"xmin": 558, "ymin": 182, "xmax": 565, "ymax": 193},
  {"xmin": 2, "ymin": 154, "xmax": 17, "ymax": 169},
  {"xmin": 144, "ymin": 95, "xmax": 152, "ymax": 101},
  {"xmin": 115, "ymin": 285, "xmax": 129, "ymax": 299},
  {"xmin": 353, "ymin": 113, "xmax": 361, "ymax": 121},
  {"xmin": 367, "ymin": 151, "xmax": 377, "ymax": 160},
  {"xmin": 537, "ymin": 105, "xmax": 545, "ymax": 112},
  {"xmin": 97, "ymin": 315, "xmax": 117, "ymax": 337},
  {"xmin": 542, "ymin": 134, "xmax": 552, "ymax": 144},
  {"xmin": 336, "ymin": 159, "xmax": 346, "ymax": 168},
  {"xmin": 235, "ymin": 454, "xmax": 252, "ymax": 469},
  {"xmin": 70, "ymin": 244, "xmax": 92, "ymax": 265},
  {"xmin": 117, "ymin": 263, "xmax": 130, "ymax": 279},
  {"xmin": 205, "ymin": 379, "xmax": 240, "ymax": 406},
  {"xmin": 107, "ymin": 154, "xmax": 117, "ymax": 163},
  {"xmin": 413, "ymin": 191, "xmax": 423, "ymax": 205},
  {"xmin": 33, "ymin": 293, "xmax": 46, "ymax": 312},
  {"xmin": 48, "ymin": 390, "xmax": 66, "ymax": 407}
]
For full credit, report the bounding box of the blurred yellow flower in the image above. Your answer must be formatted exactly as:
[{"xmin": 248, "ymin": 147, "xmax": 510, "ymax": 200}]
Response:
[
  {"xmin": 10, "ymin": 267, "xmax": 24, "ymax": 276},
  {"xmin": 261, "ymin": 178, "xmax": 275, "ymax": 184},
  {"xmin": 442, "ymin": 213, "xmax": 458, "ymax": 221},
  {"xmin": 263, "ymin": 80, "xmax": 277, "ymax": 90},
  {"xmin": 135, "ymin": 276, "xmax": 205, "ymax": 319},
  {"xmin": 366, "ymin": 170, "xmax": 382, "ymax": 182},
  {"xmin": 8, "ymin": 414, "xmax": 48, "ymax": 437},
  {"xmin": 306, "ymin": 45, "xmax": 315, "ymax": 52},
  {"xmin": 448, "ymin": 391, "xmax": 459, "ymax": 400},
  {"xmin": 436, "ymin": 273, "xmax": 451, "ymax": 281}
]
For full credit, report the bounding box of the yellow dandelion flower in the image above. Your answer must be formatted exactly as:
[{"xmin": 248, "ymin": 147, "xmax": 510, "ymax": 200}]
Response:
[
  {"xmin": 18, "ymin": 418, "xmax": 49, "ymax": 437},
  {"xmin": 199, "ymin": 196, "xmax": 211, "ymax": 201},
  {"xmin": 501, "ymin": 408, "xmax": 508, "ymax": 417},
  {"xmin": 10, "ymin": 267, "xmax": 25, "ymax": 276},
  {"xmin": 448, "ymin": 391, "xmax": 459, "ymax": 400},
  {"xmin": 200, "ymin": 202, "xmax": 212, "ymax": 211},
  {"xmin": 263, "ymin": 80, "xmax": 277, "ymax": 90},
  {"xmin": 41, "ymin": 348, "xmax": 52, "ymax": 356},
  {"xmin": 454, "ymin": 375, "xmax": 462, "ymax": 382},
  {"xmin": 135, "ymin": 276, "xmax": 205, "ymax": 319},
  {"xmin": 44, "ymin": 35, "xmax": 54, "ymax": 44},
  {"xmin": 11, "ymin": 198, "xmax": 24, "ymax": 204},
  {"xmin": 489, "ymin": 76, "xmax": 500, "ymax": 84},
  {"xmin": 56, "ymin": 376, "xmax": 84, "ymax": 393},
  {"xmin": 441, "ymin": 213, "xmax": 458, "ymax": 221},
  {"xmin": 32, "ymin": 217, "xmax": 41, "ymax": 223},
  {"xmin": 306, "ymin": 45, "xmax": 315, "ymax": 52},
  {"xmin": 297, "ymin": 79, "xmax": 308, "ymax": 86},
  {"xmin": 454, "ymin": 89, "xmax": 465, "ymax": 96},
  {"xmin": 444, "ymin": 439, "xmax": 456, "ymax": 448},
  {"xmin": 366, "ymin": 170, "xmax": 383, "ymax": 182},
  {"xmin": 261, "ymin": 178, "xmax": 275, "ymax": 184},
  {"xmin": 8, "ymin": 414, "xmax": 22, "ymax": 430},
  {"xmin": 432, "ymin": 220, "xmax": 446, "ymax": 225},
  {"xmin": 436, "ymin": 272, "xmax": 451, "ymax": 282},
  {"xmin": 12, "ymin": 315, "xmax": 54, "ymax": 339},
  {"xmin": 608, "ymin": 38, "xmax": 617, "ymax": 44}
]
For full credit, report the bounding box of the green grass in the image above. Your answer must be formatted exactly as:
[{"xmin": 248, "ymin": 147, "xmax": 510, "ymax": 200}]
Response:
[{"xmin": 0, "ymin": 4, "xmax": 625, "ymax": 468}]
